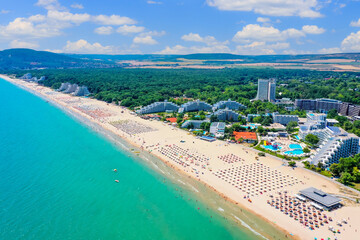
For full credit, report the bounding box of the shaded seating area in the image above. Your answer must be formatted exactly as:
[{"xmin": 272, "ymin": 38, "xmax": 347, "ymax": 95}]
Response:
[{"xmin": 299, "ymin": 187, "xmax": 342, "ymax": 211}]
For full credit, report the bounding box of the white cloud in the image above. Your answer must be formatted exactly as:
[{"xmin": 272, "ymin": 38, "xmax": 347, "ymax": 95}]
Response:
[
  {"xmin": 133, "ymin": 35, "xmax": 158, "ymax": 45},
  {"xmin": 47, "ymin": 10, "xmax": 90, "ymax": 24},
  {"xmin": 302, "ymin": 25, "xmax": 325, "ymax": 34},
  {"xmin": 156, "ymin": 43, "xmax": 231, "ymax": 54},
  {"xmin": 9, "ymin": 40, "xmax": 39, "ymax": 49},
  {"xmin": 206, "ymin": 0, "xmax": 322, "ymax": 18},
  {"xmin": 71, "ymin": 3, "xmax": 84, "ymax": 9},
  {"xmin": 350, "ymin": 18, "xmax": 360, "ymax": 27},
  {"xmin": 318, "ymin": 47, "xmax": 341, "ymax": 54},
  {"xmin": 147, "ymin": 1, "xmax": 162, "ymax": 4},
  {"xmin": 157, "ymin": 45, "xmax": 187, "ymax": 54},
  {"xmin": 182, "ymin": 33, "xmax": 204, "ymax": 42},
  {"xmin": 235, "ymin": 41, "xmax": 289, "ymax": 55},
  {"xmin": 55, "ymin": 39, "xmax": 117, "ymax": 54},
  {"xmin": 181, "ymin": 33, "xmax": 228, "ymax": 47},
  {"xmin": 94, "ymin": 26, "xmax": 113, "ymax": 35},
  {"xmin": 117, "ymin": 25, "xmax": 145, "ymax": 35},
  {"xmin": 0, "ymin": 10, "xmax": 9, "ymax": 14},
  {"xmin": 36, "ymin": 0, "xmax": 66, "ymax": 11},
  {"xmin": 233, "ymin": 24, "xmax": 285, "ymax": 42},
  {"xmin": 256, "ymin": 17, "xmax": 270, "ymax": 23},
  {"xmin": 341, "ymin": 31, "xmax": 360, "ymax": 52},
  {"xmin": 93, "ymin": 14, "xmax": 136, "ymax": 25},
  {"xmin": 138, "ymin": 30, "xmax": 166, "ymax": 37},
  {"xmin": 233, "ymin": 24, "xmax": 324, "ymax": 43},
  {"xmin": 0, "ymin": 17, "xmax": 61, "ymax": 38}
]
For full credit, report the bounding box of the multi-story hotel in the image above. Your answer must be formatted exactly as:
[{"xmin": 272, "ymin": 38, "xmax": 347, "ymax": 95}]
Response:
[
  {"xmin": 137, "ymin": 101, "xmax": 179, "ymax": 114},
  {"xmin": 255, "ymin": 78, "xmax": 276, "ymax": 102}
]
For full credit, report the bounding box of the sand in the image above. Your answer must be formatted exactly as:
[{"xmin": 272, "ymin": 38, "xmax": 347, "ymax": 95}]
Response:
[{"xmin": 2, "ymin": 74, "xmax": 360, "ymax": 240}]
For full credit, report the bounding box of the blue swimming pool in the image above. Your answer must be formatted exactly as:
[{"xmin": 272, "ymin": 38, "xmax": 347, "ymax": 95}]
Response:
[
  {"xmin": 289, "ymin": 144, "xmax": 302, "ymax": 149},
  {"xmin": 284, "ymin": 149, "xmax": 304, "ymax": 155},
  {"xmin": 294, "ymin": 135, "xmax": 300, "ymax": 140},
  {"xmin": 263, "ymin": 145, "xmax": 282, "ymax": 151}
]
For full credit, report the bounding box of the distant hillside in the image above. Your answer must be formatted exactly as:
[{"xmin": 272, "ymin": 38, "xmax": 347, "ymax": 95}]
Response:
[{"xmin": 0, "ymin": 49, "xmax": 115, "ymax": 70}]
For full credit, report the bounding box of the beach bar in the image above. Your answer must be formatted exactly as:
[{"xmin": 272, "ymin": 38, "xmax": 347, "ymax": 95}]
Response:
[{"xmin": 299, "ymin": 187, "xmax": 342, "ymax": 211}]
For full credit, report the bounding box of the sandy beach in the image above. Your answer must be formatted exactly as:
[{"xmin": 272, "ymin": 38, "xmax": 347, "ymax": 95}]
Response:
[{"xmin": 2, "ymin": 74, "xmax": 360, "ymax": 240}]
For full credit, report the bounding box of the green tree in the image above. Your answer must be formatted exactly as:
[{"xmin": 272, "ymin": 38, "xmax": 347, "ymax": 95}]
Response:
[
  {"xmin": 352, "ymin": 167, "xmax": 360, "ymax": 183},
  {"xmin": 327, "ymin": 109, "xmax": 338, "ymax": 119},
  {"xmin": 303, "ymin": 147, "xmax": 310, "ymax": 153},
  {"xmin": 340, "ymin": 172, "xmax": 353, "ymax": 185},
  {"xmin": 330, "ymin": 163, "xmax": 341, "ymax": 177},
  {"xmin": 305, "ymin": 134, "xmax": 319, "ymax": 145},
  {"xmin": 286, "ymin": 121, "xmax": 298, "ymax": 133},
  {"xmin": 288, "ymin": 161, "xmax": 296, "ymax": 167}
]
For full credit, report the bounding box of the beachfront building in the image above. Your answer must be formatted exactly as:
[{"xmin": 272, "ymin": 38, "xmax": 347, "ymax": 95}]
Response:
[
  {"xmin": 295, "ymin": 98, "xmax": 342, "ymax": 113},
  {"xmin": 213, "ymin": 109, "xmax": 239, "ymax": 122},
  {"xmin": 255, "ymin": 78, "xmax": 276, "ymax": 102},
  {"xmin": 20, "ymin": 73, "xmax": 46, "ymax": 83},
  {"xmin": 137, "ymin": 100, "xmax": 179, "ymax": 114},
  {"xmin": 309, "ymin": 128, "xmax": 359, "ymax": 168},
  {"xmin": 58, "ymin": 82, "xmax": 71, "ymax": 91},
  {"xmin": 212, "ymin": 99, "xmax": 246, "ymax": 111},
  {"xmin": 299, "ymin": 187, "xmax": 342, "ymax": 211},
  {"xmin": 340, "ymin": 102, "xmax": 360, "ymax": 117},
  {"xmin": 178, "ymin": 100, "xmax": 212, "ymax": 113},
  {"xmin": 210, "ymin": 122, "xmax": 226, "ymax": 138},
  {"xmin": 73, "ymin": 86, "xmax": 90, "ymax": 96},
  {"xmin": 181, "ymin": 120, "xmax": 209, "ymax": 129},
  {"xmin": 64, "ymin": 84, "xmax": 79, "ymax": 94},
  {"xmin": 272, "ymin": 112, "xmax": 298, "ymax": 125}
]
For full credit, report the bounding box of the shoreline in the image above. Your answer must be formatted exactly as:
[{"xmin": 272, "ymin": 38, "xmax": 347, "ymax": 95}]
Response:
[{"xmin": 2, "ymin": 74, "xmax": 360, "ymax": 240}]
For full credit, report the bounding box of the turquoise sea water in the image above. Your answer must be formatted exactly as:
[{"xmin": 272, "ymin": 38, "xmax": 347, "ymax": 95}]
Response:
[{"xmin": 0, "ymin": 79, "xmax": 267, "ymax": 240}]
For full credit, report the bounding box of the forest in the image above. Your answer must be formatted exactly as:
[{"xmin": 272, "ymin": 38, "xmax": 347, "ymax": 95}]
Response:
[{"xmin": 4, "ymin": 67, "xmax": 360, "ymax": 110}]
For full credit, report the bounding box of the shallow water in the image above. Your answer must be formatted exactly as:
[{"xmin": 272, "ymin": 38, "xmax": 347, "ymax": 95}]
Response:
[{"xmin": 0, "ymin": 79, "xmax": 287, "ymax": 240}]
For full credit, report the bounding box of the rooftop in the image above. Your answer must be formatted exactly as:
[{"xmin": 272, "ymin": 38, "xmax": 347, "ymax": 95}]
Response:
[
  {"xmin": 233, "ymin": 131, "xmax": 257, "ymax": 141},
  {"xmin": 299, "ymin": 187, "xmax": 341, "ymax": 208},
  {"xmin": 166, "ymin": 117, "xmax": 177, "ymax": 123}
]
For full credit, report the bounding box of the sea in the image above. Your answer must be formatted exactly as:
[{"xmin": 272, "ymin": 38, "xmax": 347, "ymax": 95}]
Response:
[{"xmin": 0, "ymin": 78, "xmax": 286, "ymax": 240}]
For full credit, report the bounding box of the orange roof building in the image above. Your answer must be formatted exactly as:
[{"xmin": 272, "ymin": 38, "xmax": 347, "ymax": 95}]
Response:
[
  {"xmin": 166, "ymin": 117, "xmax": 178, "ymax": 123},
  {"xmin": 233, "ymin": 131, "xmax": 257, "ymax": 141}
]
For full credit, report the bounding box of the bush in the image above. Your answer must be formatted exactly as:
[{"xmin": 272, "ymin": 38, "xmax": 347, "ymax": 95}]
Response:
[{"xmin": 258, "ymin": 152, "xmax": 265, "ymax": 157}]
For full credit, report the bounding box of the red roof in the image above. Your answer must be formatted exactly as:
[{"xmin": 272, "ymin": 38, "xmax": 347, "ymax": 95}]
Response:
[
  {"xmin": 166, "ymin": 117, "xmax": 177, "ymax": 123},
  {"xmin": 233, "ymin": 131, "xmax": 257, "ymax": 141}
]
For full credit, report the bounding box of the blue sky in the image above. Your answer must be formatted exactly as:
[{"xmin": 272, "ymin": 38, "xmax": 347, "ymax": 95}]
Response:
[{"xmin": 0, "ymin": 0, "xmax": 360, "ymax": 55}]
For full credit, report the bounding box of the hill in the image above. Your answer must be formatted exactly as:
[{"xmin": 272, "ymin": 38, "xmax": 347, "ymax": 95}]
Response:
[{"xmin": 0, "ymin": 49, "xmax": 114, "ymax": 70}]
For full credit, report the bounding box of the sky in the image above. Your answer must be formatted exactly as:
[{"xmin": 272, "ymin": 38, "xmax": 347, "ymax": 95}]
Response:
[{"xmin": 0, "ymin": 0, "xmax": 360, "ymax": 55}]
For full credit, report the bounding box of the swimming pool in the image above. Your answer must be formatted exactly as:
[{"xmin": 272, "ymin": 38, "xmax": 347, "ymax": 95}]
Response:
[
  {"xmin": 284, "ymin": 149, "xmax": 304, "ymax": 155},
  {"xmin": 263, "ymin": 145, "xmax": 282, "ymax": 151},
  {"xmin": 289, "ymin": 144, "xmax": 302, "ymax": 149},
  {"xmin": 294, "ymin": 135, "xmax": 300, "ymax": 140}
]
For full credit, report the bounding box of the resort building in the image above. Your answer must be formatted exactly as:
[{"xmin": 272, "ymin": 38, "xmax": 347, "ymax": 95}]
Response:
[
  {"xmin": 341, "ymin": 103, "xmax": 360, "ymax": 117},
  {"xmin": 213, "ymin": 109, "xmax": 239, "ymax": 122},
  {"xmin": 137, "ymin": 100, "xmax": 179, "ymax": 114},
  {"xmin": 272, "ymin": 112, "xmax": 298, "ymax": 125},
  {"xmin": 295, "ymin": 98, "xmax": 342, "ymax": 113},
  {"xmin": 213, "ymin": 99, "xmax": 246, "ymax": 111},
  {"xmin": 298, "ymin": 113, "xmax": 330, "ymax": 143},
  {"xmin": 178, "ymin": 100, "xmax": 212, "ymax": 113},
  {"xmin": 255, "ymin": 78, "xmax": 276, "ymax": 102},
  {"xmin": 210, "ymin": 122, "xmax": 226, "ymax": 138},
  {"xmin": 73, "ymin": 86, "xmax": 90, "ymax": 96},
  {"xmin": 233, "ymin": 131, "xmax": 257, "ymax": 143},
  {"xmin": 58, "ymin": 82, "xmax": 71, "ymax": 91},
  {"xmin": 299, "ymin": 187, "xmax": 342, "ymax": 211},
  {"xmin": 20, "ymin": 73, "xmax": 46, "ymax": 83},
  {"xmin": 64, "ymin": 84, "xmax": 79, "ymax": 94},
  {"xmin": 309, "ymin": 128, "xmax": 359, "ymax": 168},
  {"xmin": 181, "ymin": 120, "xmax": 209, "ymax": 129}
]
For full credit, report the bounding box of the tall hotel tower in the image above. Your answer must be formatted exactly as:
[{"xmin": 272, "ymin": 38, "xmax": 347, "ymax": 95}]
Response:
[{"xmin": 255, "ymin": 78, "xmax": 276, "ymax": 102}]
